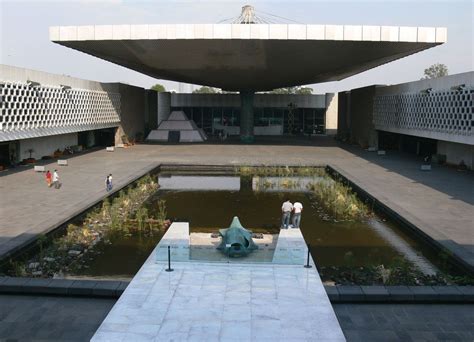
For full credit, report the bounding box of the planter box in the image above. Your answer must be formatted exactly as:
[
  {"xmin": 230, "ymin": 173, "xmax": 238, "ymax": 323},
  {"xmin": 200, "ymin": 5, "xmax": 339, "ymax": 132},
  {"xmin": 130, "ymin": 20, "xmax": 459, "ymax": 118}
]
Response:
[
  {"xmin": 420, "ymin": 164, "xmax": 432, "ymax": 171},
  {"xmin": 34, "ymin": 165, "xmax": 46, "ymax": 172}
]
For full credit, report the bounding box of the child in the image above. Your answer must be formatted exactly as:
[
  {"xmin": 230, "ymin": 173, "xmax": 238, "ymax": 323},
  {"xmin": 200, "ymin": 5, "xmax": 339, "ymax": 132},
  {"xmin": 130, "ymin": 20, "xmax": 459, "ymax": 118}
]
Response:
[{"xmin": 45, "ymin": 170, "xmax": 52, "ymax": 187}]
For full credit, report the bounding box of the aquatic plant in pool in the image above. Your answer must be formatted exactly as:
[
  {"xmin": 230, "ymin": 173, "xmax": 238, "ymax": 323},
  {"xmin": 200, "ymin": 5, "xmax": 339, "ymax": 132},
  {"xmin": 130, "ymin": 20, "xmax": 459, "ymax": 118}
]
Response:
[
  {"xmin": 2, "ymin": 174, "xmax": 167, "ymax": 278},
  {"xmin": 307, "ymin": 176, "xmax": 369, "ymax": 221},
  {"xmin": 238, "ymin": 165, "xmax": 326, "ymax": 177},
  {"xmin": 3, "ymin": 166, "xmax": 474, "ymax": 285},
  {"xmin": 244, "ymin": 166, "xmax": 369, "ymax": 221}
]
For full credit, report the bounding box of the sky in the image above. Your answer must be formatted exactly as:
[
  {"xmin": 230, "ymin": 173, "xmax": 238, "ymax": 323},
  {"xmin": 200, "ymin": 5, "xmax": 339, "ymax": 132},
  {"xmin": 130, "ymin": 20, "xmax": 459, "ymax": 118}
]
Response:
[{"xmin": 0, "ymin": 0, "xmax": 473, "ymax": 94}]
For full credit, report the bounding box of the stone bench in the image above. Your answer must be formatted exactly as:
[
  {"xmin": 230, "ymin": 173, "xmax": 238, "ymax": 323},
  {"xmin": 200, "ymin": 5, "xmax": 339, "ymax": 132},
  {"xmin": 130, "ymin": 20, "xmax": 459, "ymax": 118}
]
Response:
[
  {"xmin": 57, "ymin": 159, "xmax": 68, "ymax": 166},
  {"xmin": 421, "ymin": 164, "xmax": 432, "ymax": 171},
  {"xmin": 106, "ymin": 146, "xmax": 115, "ymax": 152},
  {"xmin": 34, "ymin": 165, "xmax": 45, "ymax": 172}
]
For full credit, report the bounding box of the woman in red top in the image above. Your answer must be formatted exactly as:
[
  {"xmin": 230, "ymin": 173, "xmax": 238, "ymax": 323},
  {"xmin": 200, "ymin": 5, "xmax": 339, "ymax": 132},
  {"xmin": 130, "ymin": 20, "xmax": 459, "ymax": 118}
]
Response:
[{"xmin": 45, "ymin": 170, "xmax": 52, "ymax": 187}]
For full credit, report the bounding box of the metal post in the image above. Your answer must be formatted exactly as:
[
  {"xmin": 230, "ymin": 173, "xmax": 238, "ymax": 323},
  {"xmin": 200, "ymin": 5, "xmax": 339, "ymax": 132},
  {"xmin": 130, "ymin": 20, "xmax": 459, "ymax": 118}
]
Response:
[
  {"xmin": 304, "ymin": 244, "xmax": 312, "ymax": 268},
  {"xmin": 165, "ymin": 245, "xmax": 174, "ymax": 272}
]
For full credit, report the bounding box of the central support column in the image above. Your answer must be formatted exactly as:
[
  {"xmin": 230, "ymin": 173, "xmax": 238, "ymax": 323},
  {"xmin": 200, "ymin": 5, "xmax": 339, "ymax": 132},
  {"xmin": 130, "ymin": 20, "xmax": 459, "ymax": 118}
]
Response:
[{"xmin": 239, "ymin": 90, "xmax": 255, "ymax": 143}]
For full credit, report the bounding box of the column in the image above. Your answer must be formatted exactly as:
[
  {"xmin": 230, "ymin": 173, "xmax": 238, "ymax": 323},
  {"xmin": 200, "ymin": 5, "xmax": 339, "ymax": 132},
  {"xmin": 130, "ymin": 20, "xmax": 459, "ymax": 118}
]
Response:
[{"xmin": 240, "ymin": 90, "xmax": 255, "ymax": 143}]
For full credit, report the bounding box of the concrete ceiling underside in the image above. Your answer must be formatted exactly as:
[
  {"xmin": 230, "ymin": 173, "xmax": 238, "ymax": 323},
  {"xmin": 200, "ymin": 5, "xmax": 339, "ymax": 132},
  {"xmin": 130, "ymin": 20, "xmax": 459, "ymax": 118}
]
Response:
[{"xmin": 51, "ymin": 25, "xmax": 445, "ymax": 91}]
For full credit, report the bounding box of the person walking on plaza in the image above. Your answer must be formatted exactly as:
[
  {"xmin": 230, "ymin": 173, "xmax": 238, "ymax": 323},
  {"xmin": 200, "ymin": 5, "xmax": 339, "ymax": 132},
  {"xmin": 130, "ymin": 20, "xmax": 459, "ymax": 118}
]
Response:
[
  {"xmin": 292, "ymin": 201, "xmax": 303, "ymax": 228},
  {"xmin": 281, "ymin": 198, "xmax": 293, "ymax": 229},
  {"xmin": 105, "ymin": 174, "xmax": 113, "ymax": 192},
  {"xmin": 45, "ymin": 170, "xmax": 52, "ymax": 188},
  {"xmin": 105, "ymin": 175, "xmax": 111, "ymax": 192},
  {"xmin": 52, "ymin": 169, "xmax": 60, "ymax": 189}
]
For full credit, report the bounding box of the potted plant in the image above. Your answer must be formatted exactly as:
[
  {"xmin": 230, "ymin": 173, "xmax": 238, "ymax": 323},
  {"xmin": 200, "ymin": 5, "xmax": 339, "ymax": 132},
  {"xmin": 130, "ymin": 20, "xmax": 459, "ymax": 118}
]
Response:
[{"xmin": 24, "ymin": 148, "xmax": 36, "ymax": 164}]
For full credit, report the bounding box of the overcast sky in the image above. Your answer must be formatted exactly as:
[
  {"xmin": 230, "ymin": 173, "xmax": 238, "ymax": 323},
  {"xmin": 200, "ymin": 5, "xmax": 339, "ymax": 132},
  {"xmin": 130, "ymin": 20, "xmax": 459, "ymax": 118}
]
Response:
[{"xmin": 0, "ymin": 0, "xmax": 473, "ymax": 93}]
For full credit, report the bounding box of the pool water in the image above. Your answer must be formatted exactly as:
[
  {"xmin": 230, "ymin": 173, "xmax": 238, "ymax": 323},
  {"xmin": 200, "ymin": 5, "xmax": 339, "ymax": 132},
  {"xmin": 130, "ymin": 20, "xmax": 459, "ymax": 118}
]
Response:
[{"xmin": 67, "ymin": 172, "xmax": 442, "ymax": 278}]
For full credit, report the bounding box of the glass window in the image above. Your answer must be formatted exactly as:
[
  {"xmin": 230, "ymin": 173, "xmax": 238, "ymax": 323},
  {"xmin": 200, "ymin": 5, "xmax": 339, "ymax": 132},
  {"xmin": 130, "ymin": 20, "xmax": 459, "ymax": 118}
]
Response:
[
  {"xmin": 222, "ymin": 107, "xmax": 233, "ymax": 126},
  {"xmin": 192, "ymin": 107, "xmax": 203, "ymax": 128},
  {"xmin": 202, "ymin": 107, "xmax": 213, "ymax": 134},
  {"xmin": 254, "ymin": 107, "xmax": 264, "ymax": 126}
]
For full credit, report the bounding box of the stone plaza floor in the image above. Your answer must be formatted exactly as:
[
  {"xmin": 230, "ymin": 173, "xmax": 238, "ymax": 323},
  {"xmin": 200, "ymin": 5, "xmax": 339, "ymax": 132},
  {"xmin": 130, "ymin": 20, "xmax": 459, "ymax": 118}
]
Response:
[
  {"xmin": 0, "ymin": 137, "xmax": 473, "ymax": 269},
  {"xmin": 0, "ymin": 137, "xmax": 473, "ymax": 341}
]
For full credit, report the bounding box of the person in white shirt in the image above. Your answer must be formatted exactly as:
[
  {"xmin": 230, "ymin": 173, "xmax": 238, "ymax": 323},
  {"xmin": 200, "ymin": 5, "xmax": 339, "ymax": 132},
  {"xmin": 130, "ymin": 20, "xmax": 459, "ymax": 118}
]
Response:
[
  {"xmin": 281, "ymin": 199, "xmax": 293, "ymax": 229},
  {"xmin": 292, "ymin": 201, "xmax": 303, "ymax": 228},
  {"xmin": 52, "ymin": 170, "xmax": 60, "ymax": 189}
]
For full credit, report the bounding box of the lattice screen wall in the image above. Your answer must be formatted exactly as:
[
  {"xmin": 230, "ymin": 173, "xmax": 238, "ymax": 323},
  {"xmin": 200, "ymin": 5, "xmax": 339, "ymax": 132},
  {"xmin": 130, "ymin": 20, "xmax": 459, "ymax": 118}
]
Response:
[
  {"xmin": 373, "ymin": 88, "xmax": 473, "ymax": 140},
  {"xmin": 0, "ymin": 81, "xmax": 121, "ymax": 141}
]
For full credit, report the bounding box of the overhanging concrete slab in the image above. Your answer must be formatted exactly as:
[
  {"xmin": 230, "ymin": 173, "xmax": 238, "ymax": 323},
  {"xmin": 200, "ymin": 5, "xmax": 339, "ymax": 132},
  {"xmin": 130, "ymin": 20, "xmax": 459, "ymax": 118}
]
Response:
[{"xmin": 50, "ymin": 24, "xmax": 446, "ymax": 91}]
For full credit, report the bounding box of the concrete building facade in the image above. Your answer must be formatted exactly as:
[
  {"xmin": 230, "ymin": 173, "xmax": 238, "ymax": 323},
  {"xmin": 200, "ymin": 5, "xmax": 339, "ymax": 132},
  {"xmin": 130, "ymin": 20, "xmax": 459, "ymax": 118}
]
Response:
[
  {"xmin": 156, "ymin": 92, "xmax": 337, "ymax": 137},
  {"xmin": 338, "ymin": 72, "xmax": 474, "ymax": 169},
  {"xmin": 0, "ymin": 65, "xmax": 155, "ymax": 167},
  {"xmin": 0, "ymin": 64, "xmax": 340, "ymax": 168},
  {"xmin": 50, "ymin": 22, "xmax": 446, "ymax": 142},
  {"xmin": 2, "ymin": 63, "xmax": 471, "ymax": 170}
]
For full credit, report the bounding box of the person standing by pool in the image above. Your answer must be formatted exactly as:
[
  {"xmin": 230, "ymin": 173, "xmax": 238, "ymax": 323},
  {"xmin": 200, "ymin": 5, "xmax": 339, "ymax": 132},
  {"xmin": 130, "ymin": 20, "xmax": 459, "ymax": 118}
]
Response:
[
  {"xmin": 292, "ymin": 201, "xmax": 303, "ymax": 228},
  {"xmin": 281, "ymin": 199, "xmax": 293, "ymax": 229}
]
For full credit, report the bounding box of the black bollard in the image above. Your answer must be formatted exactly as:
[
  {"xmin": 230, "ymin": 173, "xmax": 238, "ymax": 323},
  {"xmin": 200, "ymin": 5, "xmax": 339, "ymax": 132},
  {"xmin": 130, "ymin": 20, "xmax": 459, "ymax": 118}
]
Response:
[
  {"xmin": 165, "ymin": 245, "xmax": 174, "ymax": 272},
  {"xmin": 304, "ymin": 244, "xmax": 312, "ymax": 268}
]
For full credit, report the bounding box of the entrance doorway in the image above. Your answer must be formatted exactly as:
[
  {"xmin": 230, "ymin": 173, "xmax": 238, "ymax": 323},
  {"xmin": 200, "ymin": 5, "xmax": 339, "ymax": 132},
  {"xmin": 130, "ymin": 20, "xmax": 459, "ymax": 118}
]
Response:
[{"xmin": 0, "ymin": 141, "xmax": 18, "ymax": 169}]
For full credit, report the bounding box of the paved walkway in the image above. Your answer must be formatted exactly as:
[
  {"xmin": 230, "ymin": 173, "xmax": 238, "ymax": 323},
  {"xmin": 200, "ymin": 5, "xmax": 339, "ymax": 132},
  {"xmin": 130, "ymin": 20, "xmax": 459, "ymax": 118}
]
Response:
[
  {"xmin": 0, "ymin": 294, "xmax": 115, "ymax": 341},
  {"xmin": 0, "ymin": 138, "xmax": 473, "ymax": 269},
  {"xmin": 92, "ymin": 223, "xmax": 345, "ymax": 341},
  {"xmin": 0, "ymin": 294, "xmax": 472, "ymax": 341},
  {"xmin": 334, "ymin": 303, "xmax": 474, "ymax": 341}
]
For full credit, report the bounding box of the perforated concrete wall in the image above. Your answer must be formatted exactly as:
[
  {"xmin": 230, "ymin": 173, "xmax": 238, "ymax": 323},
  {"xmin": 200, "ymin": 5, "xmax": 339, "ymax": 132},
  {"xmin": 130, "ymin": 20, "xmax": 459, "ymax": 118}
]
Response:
[
  {"xmin": 0, "ymin": 81, "xmax": 121, "ymax": 142},
  {"xmin": 373, "ymin": 88, "xmax": 474, "ymax": 145}
]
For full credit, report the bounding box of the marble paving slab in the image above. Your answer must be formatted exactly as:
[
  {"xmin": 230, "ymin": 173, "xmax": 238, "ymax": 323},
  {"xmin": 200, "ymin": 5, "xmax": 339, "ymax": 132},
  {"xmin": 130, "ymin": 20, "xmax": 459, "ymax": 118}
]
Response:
[{"xmin": 92, "ymin": 223, "xmax": 346, "ymax": 341}]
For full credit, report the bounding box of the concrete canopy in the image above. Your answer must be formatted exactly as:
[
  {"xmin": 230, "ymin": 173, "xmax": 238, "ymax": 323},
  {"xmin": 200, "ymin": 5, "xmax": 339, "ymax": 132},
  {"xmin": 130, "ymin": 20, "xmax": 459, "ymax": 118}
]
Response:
[{"xmin": 50, "ymin": 24, "xmax": 447, "ymax": 91}]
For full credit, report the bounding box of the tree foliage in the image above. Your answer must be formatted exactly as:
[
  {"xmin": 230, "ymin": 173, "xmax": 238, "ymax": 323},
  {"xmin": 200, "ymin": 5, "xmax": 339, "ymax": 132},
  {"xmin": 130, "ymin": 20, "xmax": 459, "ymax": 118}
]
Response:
[
  {"xmin": 192, "ymin": 86, "xmax": 219, "ymax": 94},
  {"xmin": 422, "ymin": 63, "xmax": 448, "ymax": 79},
  {"xmin": 268, "ymin": 86, "xmax": 313, "ymax": 95},
  {"xmin": 150, "ymin": 83, "xmax": 166, "ymax": 92}
]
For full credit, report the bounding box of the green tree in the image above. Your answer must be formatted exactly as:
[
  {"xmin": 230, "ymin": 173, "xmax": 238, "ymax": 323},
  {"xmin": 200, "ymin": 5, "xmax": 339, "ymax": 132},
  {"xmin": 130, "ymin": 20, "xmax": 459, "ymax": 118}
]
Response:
[
  {"xmin": 268, "ymin": 86, "xmax": 313, "ymax": 94},
  {"xmin": 422, "ymin": 63, "xmax": 448, "ymax": 79},
  {"xmin": 295, "ymin": 87, "xmax": 313, "ymax": 95},
  {"xmin": 150, "ymin": 83, "xmax": 166, "ymax": 92},
  {"xmin": 193, "ymin": 86, "xmax": 218, "ymax": 94}
]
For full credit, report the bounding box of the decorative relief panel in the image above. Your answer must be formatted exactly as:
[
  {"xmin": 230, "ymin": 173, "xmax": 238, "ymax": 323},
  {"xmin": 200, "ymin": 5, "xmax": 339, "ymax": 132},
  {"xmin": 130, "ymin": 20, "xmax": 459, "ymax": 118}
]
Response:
[
  {"xmin": 0, "ymin": 81, "xmax": 121, "ymax": 141},
  {"xmin": 373, "ymin": 88, "xmax": 473, "ymax": 139}
]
